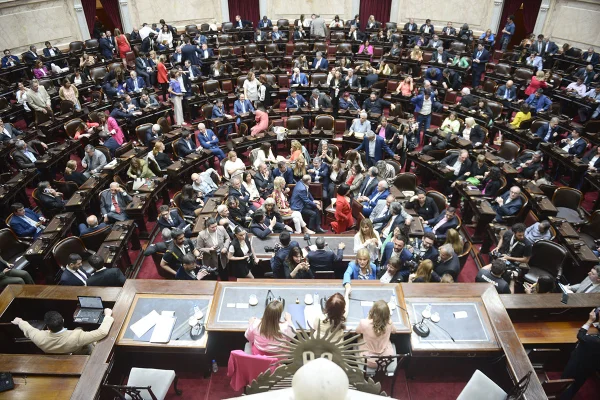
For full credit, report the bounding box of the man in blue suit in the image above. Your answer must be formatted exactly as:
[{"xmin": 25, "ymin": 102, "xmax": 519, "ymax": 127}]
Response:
[
  {"xmin": 59, "ymin": 254, "xmax": 89, "ymax": 286},
  {"xmin": 181, "ymin": 37, "xmax": 200, "ymax": 65},
  {"xmin": 308, "ymin": 157, "xmax": 329, "ymax": 197},
  {"xmin": 560, "ymin": 128, "xmax": 586, "ymax": 156},
  {"xmin": 312, "ymin": 52, "xmax": 328, "ymax": 70},
  {"xmin": 233, "ymin": 93, "xmax": 255, "ymax": 124},
  {"xmin": 355, "ymin": 130, "xmax": 398, "ymax": 167},
  {"xmin": 492, "ymin": 186, "xmax": 524, "ymax": 222},
  {"xmin": 290, "ymin": 175, "xmax": 325, "ymax": 232},
  {"xmin": 125, "ymin": 71, "xmax": 146, "ymax": 93},
  {"xmin": 1, "ymin": 49, "xmax": 20, "ymax": 68},
  {"xmin": 198, "ymin": 43, "xmax": 214, "ymax": 61},
  {"xmin": 286, "ymin": 89, "xmax": 308, "ymax": 109},
  {"xmin": 211, "ymin": 99, "xmax": 234, "ymax": 137},
  {"xmin": 471, "ymin": 43, "xmax": 489, "ymax": 88},
  {"xmin": 524, "ymin": 88, "xmax": 552, "ymax": 114},
  {"xmin": 339, "ymin": 92, "xmax": 360, "ymax": 110},
  {"xmin": 424, "ymin": 207, "xmax": 458, "ymax": 240},
  {"xmin": 78, "ymin": 215, "xmax": 108, "ymax": 236},
  {"xmin": 98, "ymin": 32, "xmax": 115, "ymax": 60},
  {"xmin": 197, "ymin": 122, "xmax": 226, "ymax": 160},
  {"xmin": 273, "ymin": 161, "xmax": 295, "ymax": 184},
  {"xmin": 258, "ymin": 16, "xmax": 272, "ymax": 28},
  {"xmin": 381, "ymin": 234, "xmax": 413, "ymax": 275},
  {"xmin": 157, "ymin": 205, "xmax": 193, "ymax": 237},
  {"xmin": 143, "ymin": 124, "xmax": 161, "ymax": 147},
  {"xmin": 358, "ymin": 181, "xmax": 390, "ymax": 217},
  {"xmin": 535, "ymin": 117, "xmax": 560, "ymax": 143},
  {"xmin": 290, "ymin": 68, "xmax": 309, "ymax": 86},
  {"xmin": 307, "ymin": 237, "xmax": 345, "ymax": 274},
  {"xmin": 495, "ymin": 80, "xmax": 517, "ymax": 109},
  {"xmin": 183, "ymin": 59, "xmax": 202, "ymax": 82},
  {"xmin": 9, "ymin": 203, "xmax": 46, "ymax": 239},
  {"xmin": 582, "ymin": 47, "xmax": 599, "ymax": 66}
]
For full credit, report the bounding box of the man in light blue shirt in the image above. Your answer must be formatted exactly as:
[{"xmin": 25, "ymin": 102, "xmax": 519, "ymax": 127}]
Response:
[
  {"xmin": 349, "ymin": 111, "xmax": 371, "ymax": 134},
  {"xmin": 500, "ymin": 15, "xmax": 515, "ymax": 51}
]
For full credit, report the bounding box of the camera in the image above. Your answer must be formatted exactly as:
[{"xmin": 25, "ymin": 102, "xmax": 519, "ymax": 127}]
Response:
[{"xmin": 264, "ymin": 242, "xmax": 282, "ymax": 253}]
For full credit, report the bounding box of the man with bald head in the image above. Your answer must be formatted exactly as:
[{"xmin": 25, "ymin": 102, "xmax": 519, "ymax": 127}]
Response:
[
  {"xmin": 196, "ymin": 122, "xmax": 226, "ymax": 160},
  {"xmin": 79, "ymin": 215, "xmax": 109, "ymax": 235},
  {"xmin": 496, "ymin": 80, "xmax": 517, "ymax": 111},
  {"xmin": 100, "ymin": 182, "xmax": 132, "ymax": 223},
  {"xmin": 143, "ymin": 123, "xmax": 161, "ymax": 147}
]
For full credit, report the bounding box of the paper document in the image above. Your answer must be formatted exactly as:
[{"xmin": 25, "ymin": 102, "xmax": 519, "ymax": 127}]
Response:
[
  {"xmin": 150, "ymin": 315, "xmax": 177, "ymax": 343},
  {"xmin": 360, "ymin": 301, "xmax": 374, "ymax": 307},
  {"xmin": 236, "ymin": 303, "xmax": 249, "ymax": 309},
  {"xmin": 103, "ymin": 160, "xmax": 117, "ymax": 169},
  {"xmin": 453, "ymin": 311, "xmax": 468, "ymax": 319},
  {"xmin": 130, "ymin": 310, "xmax": 160, "ymax": 338},
  {"xmin": 161, "ymin": 311, "xmax": 175, "ymax": 317}
]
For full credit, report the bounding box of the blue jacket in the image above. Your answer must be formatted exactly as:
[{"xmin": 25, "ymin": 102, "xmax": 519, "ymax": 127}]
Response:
[
  {"xmin": 99, "ymin": 37, "xmax": 114, "ymax": 59},
  {"xmin": 270, "ymin": 241, "xmax": 300, "ymax": 278},
  {"xmin": 185, "ymin": 65, "xmax": 202, "ymax": 79},
  {"xmin": 535, "ymin": 122, "xmax": 560, "ymax": 142},
  {"xmin": 496, "ymin": 191, "xmax": 523, "ymax": 219},
  {"xmin": 364, "ymin": 189, "xmax": 390, "ymax": 209},
  {"xmin": 424, "ymin": 67, "xmax": 441, "ymax": 81},
  {"xmin": 290, "ymin": 73, "xmax": 309, "ymax": 86},
  {"xmin": 290, "ymin": 180, "xmax": 316, "ymax": 211},
  {"xmin": 339, "ymin": 95, "xmax": 360, "ymax": 110},
  {"xmin": 144, "ymin": 128, "xmax": 159, "ymax": 146},
  {"xmin": 10, "ymin": 209, "xmax": 43, "ymax": 238},
  {"xmin": 496, "ymin": 85, "xmax": 517, "ymax": 101},
  {"xmin": 197, "ymin": 129, "xmax": 220, "ymax": 149},
  {"xmin": 343, "ymin": 261, "xmax": 377, "ymax": 285},
  {"xmin": 258, "ymin": 19, "xmax": 273, "ymax": 28},
  {"xmin": 426, "ymin": 210, "xmax": 459, "ymax": 239},
  {"xmin": 355, "ymin": 136, "xmax": 395, "ymax": 162},
  {"xmin": 211, "ymin": 106, "xmax": 228, "ymax": 120},
  {"xmin": 1, "ymin": 55, "xmax": 20, "ymax": 68},
  {"xmin": 472, "ymin": 49, "xmax": 490, "ymax": 67},
  {"xmin": 411, "ymin": 93, "xmax": 437, "ymax": 113},
  {"xmin": 78, "ymin": 222, "xmax": 108, "ymax": 236},
  {"xmin": 525, "ymin": 94, "xmax": 552, "ymax": 113},
  {"xmin": 43, "ymin": 47, "xmax": 61, "ymax": 57},
  {"xmin": 501, "ymin": 22, "xmax": 515, "ymax": 40},
  {"xmin": 273, "ymin": 167, "xmax": 295, "ymax": 185},
  {"xmin": 157, "ymin": 210, "xmax": 187, "ymax": 230},
  {"xmin": 563, "ymin": 137, "xmax": 587, "ymax": 156},
  {"xmin": 125, "ymin": 76, "xmax": 146, "ymax": 93},
  {"xmin": 286, "ymin": 94, "xmax": 308, "ymax": 109},
  {"xmin": 198, "ymin": 47, "xmax": 215, "ymax": 60},
  {"xmin": 310, "ymin": 163, "xmax": 330, "ymax": 188},
  {"xmin": 181, "ymin": 44, "xmax": 200, "ymax": 65},
  {"xmin": 311, "ymin": 58, "xmax": 329, "ymax": 70},
  {"xmin": 380, "ymin": 241, "xmax": 413, "ymax": 272},
  {"xmin": 233, "ymin": 99, "xmax": 254, "ymax": 116}
]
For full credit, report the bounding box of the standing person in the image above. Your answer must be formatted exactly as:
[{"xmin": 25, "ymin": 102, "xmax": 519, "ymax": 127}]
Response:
[
  {"xmin": 157, "ymin": 55, "xmax": 168, "ymax": 100},
  {"xmin": 168, "ymin": 70, "xmax": 184, "ymax": 125},
  {"xmin": 353, "ymin": 219, "xmax": 382, "ymax": 264},
  {"xmin": 356, "ymin": 300, "xmax": 397, "ymax": 368},
  {"xmin": 227, "ymin": 226, "xmax": 258, "ymax": 279},
  {"xmin": 243, "ymin": 71, "xmax": 260, "ymax": 102},
  {"xmin": 500, "ymin": 15, "xmax": 515, "ymax": 51},
  {"xmin": 114, "ymin": 28, "xmax": 131, "ymax": 65},
  {"xmin": 196, "ymin": 217, "xmax": 230, "ymax": 281}
]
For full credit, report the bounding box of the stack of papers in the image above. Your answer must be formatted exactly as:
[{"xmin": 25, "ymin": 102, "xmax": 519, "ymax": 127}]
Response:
[{"xmin": 129, "ymin": 310, "xmax": 177, "ymax": 343}]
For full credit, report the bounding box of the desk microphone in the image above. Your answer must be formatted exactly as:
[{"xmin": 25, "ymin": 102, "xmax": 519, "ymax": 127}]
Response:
[{"xmin": 413, "ymin": 315, "xmax": 430, "ymax": 338}]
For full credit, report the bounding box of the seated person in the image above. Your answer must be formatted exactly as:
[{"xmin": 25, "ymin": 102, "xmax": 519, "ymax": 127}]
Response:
[
  {"xmin": 229, "ymin": 177, "xmax": 255, "ymax": 211},
  {"xmin": 476, "ymin": 259, "xmax": 514, "ymax": 294},
  {"xmin": 284, "ymin": 246, "xmax": 314, "ymax": 279},
  {"xmin": 36, "ymin": 181, "xmax": 66, "ymax": 215},
  {"xmin": 563, "ymin": 265, "xmax": 600, "ymax": 293},
  {"xmin": 424, "ymin": 206, "xmax": 458, "ymax": 240},
  {"xmin": 86, "ymin": 254, "xmax": 126, "ymax": 287},
  {"xmin": 509, "ymin": 103, "xmax": 532, "ymax": 129},
  {"xmin": 457, "ymin": 153, "xmax": 488, "ymax": 182},
  {"xmin": 559, "ymin": 128, "xmax": 586, "ymax": 157},
  {"xmin": 11, "ymin": 309, "xmax": 114, "ymax": 354},
  {"xmin": 191, "ymin": 170, "xmax": 219, "ymax": 199},
  {"xmin": 157, "ymin": 204, "xmax": 189, "ymax": 232},
  {"xmin": 524, "ymin": 275, "xmax": 556, "ymax": 294},
  {"xmin": 223, "ymin": 151, "xmax": 246, "ymax": 180},
  {"xmin": 380, "ymin": 234, "xmax": 413, "ymax": 278},
  {"xmin": 64, "ymin": 160, "xmax": 88, "ymax": 186},
  {"xmin": 339, "ymin": 91, "xmax": 361, "ymax": 110},
  {"xmin": 272, "ymin": 160, "xmax": 295, "ymax": 185},
  {"xmin": 290, "ymin": 174, "xmax": 324, "ymax": 233},
  {"xmin": 307, "ymin": 238, "xmax": 345, "ymax": 273},
  {"xmin": 227, "ymin": 196, "xmax": 252, "ymax": 228},
  {"xmin": 197, "ymin": 122, "xmax": 226, "ymax": 160},
  {"xmin": 460, "ymin": 117, "xmax": 486, "ymax": 147},
  {"xmin": 176, "ymin": 253, "xmax": 210, "ymax": 280},
  {"xmin": 100, "ymin": 182, "xmax": 132, "ymax": 223},
  {"xmin": 258, "ymin": 199, "xmax": 291, "ymax": 233},
  {"xmin": 565, "ymin": 77, "xmax": 587, "ymax": 97},
  {"xmin": 377, "ymin": 202, "xmax": 412, "ymax": 240},
  {"xmin": 127, "ymin": 157, "xmax": 155, "ymax": 179},
  {"xmin": 408, "ymin": 259, "xmax": 442, "ymax": 283},
  {"xmin": 379, "ymin": 255, "xmax": 406, "ymax": 283},
  {"xmin": 180, "ymin": 184, "xmax": 204, "ymax": 218},
  {"xmin": 492, "ymin": 186, "xmax": 523, "ymax": 222},
  {"xmin": 524, "ymin": 88, "xmax": 552, "ymax": 115},
  {"xmin": 144, "ymin": 124, "xmax": 161, "ymax": 147},
  {"xmin": 211, "ymin": 98, "xmax": 234, "ymax": 137},
  {"xmin": 59, "ymin": 254, "xmax": 89, "ymax": 286},
  {"xmin": 9, "ymin": 202, "xmax": 46, "ymax": 239},
  {"xmin": 407, "ymin": 232, "xmax": 439, "ymax": 263},
  {"xmin": 440, "ymin": 150, "xmax": 472, "ymax": 181},
  {"xmin": 484, "ymin": 223, "xmax": 532, "ymax": 268},
  {"xmin": 405, "ymin": 190, "xmax": 439, "ymax": 221},
  {"xmin": 357, "ymin": 181, "xmax": 390, "ymax": 217},
  {"xmin": 356, "ymin": 300, "xmax": 397, "ymax": 369},
  {"xmin": 125, "ymin": 70, "xmax": 146, "ymax": 93},
  {"xmin": 81, "ymin": 144, "xmax": 108, "ymax": 177},
  {"xmin": 250, "ymin": 211, "xmax": 280, "ymax": 239},
  {"xmin": 290, "ymin": 67, "xmax": 309, "ymax": 86},
  {"xmin": 343, "ymin": 248, "xmax": 378, "ymax": 289},
  {"xmin": 577, "ymin": 146, "xmax": 600, "ymax": 189},
  {"xmin": 348, "ymin": 112, "xmax": 372, "ymax": 135},
  {"xmin": 286, "ymin": 88, "xmax": 308, "ymax": 109},
  {"xmin": 12, "ymin": 140, "xmax": 40, "ymax": 170},
  {"xmin": 434, "ymin": 243, "xmax": 460, "ymax": 281},
  {"xmin": 79, "ymin": 215, "xmax": 108, "ymax": 235},
  {"xmin": 535, "ymin": 117, "xmax": 560, "ymax": 143},
  {"xmin": 515, "ymin": 151, "xmax": 543, "ymax": 179},
  {"xmin": 176, "ymin": 130, "xmax": 199, "ymax": 158},
  {"xmin": 0, "ymin": 255, "xmax": 34, "ymax": 287},
  {"xmin": 525, "ymin": 220, "xmax": 552, "ymax": 243},
  {"xmin": 139, "ymin": 91, "xmax": 158, "ymax": 108},
  {"xmin": 245, "ymin": 300, "xmax": 294, "ymax": 355}
]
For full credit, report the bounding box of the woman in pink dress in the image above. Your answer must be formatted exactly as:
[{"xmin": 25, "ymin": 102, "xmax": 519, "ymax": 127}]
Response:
[
  {"xmin": 98, "ymin": 112, "xmax": 125, "ymax": 156},
  {"xmin": 250, "ymin": 102, "xmax": 269, "ymax": 136},
  {"xmin": 114, "ymin": 28, "xmax": 131, "ymax": 61}
]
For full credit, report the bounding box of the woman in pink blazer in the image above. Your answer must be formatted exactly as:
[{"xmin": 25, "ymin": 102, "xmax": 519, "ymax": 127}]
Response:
[
  {"xmin": 250, "ymin": 102, "xmax": 269, "ymax": 136},
  {"xmin": 358, "ymin": 40, "xmax": 374, "ymax": 61},
  {"xmin": 32, "ymin": 60, "xmax": 50, "ymax": 79},
  {"xmin": 98, "ymin": 113, "xmax": 125, "ymax": 155}
]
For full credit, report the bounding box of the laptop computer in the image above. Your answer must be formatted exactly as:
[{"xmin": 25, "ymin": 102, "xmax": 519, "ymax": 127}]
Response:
[{"xmin": 74, "ymin": 296, "xmax": 104, "ymax": 324}]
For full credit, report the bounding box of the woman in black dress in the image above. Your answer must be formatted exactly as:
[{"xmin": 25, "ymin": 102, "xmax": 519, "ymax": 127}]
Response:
[
  {"xmin": 258, "ymin": 74, "xmax": 274, "ymax": 108},
  {"xmin": 227, "ymin": 226, "xmax": 258, "ymax": 278},
  {"xmin": 152, "ymin": 141, "xmax": 173, "ymax": 170},
  {"xmin": 64, "ymin": 160, "xmax": 87, "ymax": 186},
  {"xmin": 179, "ymin": 184, "xmax": 203, "ymax": 218}
]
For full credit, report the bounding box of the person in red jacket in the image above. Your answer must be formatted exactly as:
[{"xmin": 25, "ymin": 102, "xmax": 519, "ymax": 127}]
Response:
[
  {"xmin": 331, "ymin": 184, "xmax": 353, "ymax": 233},
  {"xmin": 157, "ymin": 55, "xmax": 169, "ymax": 100}
]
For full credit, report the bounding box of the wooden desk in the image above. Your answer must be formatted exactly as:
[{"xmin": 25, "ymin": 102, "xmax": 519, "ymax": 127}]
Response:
[
  {"xmin": 251, "ymin": 234, "xmax": 356, "ymax": 261},
  {"xmin": 512, "ymin": 321, "xmax": 599, "ymax": 345},
  {"xmin": 207, "ymin": 280, "xmax": 411, "ymax": 334},
  {"xmin": 3, "ymin": 375, "xmax": 79, "ymax": 400}
]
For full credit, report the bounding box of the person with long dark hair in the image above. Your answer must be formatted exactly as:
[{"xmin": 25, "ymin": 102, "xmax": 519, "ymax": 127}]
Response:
[
  {"xmin": 227, "ymin": 226, "xmax": 257, "ymax": 279},
  {"xmin": 331, "ymin": 183, "xmax": 352, "ymax": 234},
  {"xmin": 284, "ymin": 246, "xmax": 314, "ymax": 279},
  {"xmin": 313, "ymin": 286, "xmax": 350, "ymax": 342},
  {"xmin": 480, "ymin": 166, "xmax": 502, "ymax": 197},
  {"xmin": 179, "ymin": 184, "xmax": 203, "ymax": 218}
]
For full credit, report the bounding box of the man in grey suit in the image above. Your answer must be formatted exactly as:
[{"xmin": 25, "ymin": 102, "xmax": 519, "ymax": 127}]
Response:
[
  {"xmin": 566, "ymin": 265, "xmax": 600, "ymax": 293},
  {"xmin": 82, "ymin": 144, "xmax": 107, "ymax": 177},
  {"xmin": 100, "ymin": 182, "xmax": 131, "ymax": 223},
  {"xmin": 310, "ymin": 14, "xmax": 326, "ymax": 38}
]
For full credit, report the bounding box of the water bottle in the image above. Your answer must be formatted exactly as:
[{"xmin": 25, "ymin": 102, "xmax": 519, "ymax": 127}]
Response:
[{"xmin": 211, "ymin": 359, "xmax": 218, "ymax": 373}]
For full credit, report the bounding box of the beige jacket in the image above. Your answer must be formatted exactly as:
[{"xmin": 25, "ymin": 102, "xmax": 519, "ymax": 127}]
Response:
[
  {"xmin": 26, "ymin": 86, "xmax": 51, "ymax": 112},
  {"xmin": 196, "ymin": 226, "xmax": 230, "ymax": 269},
  {"xmin": 18, "ymin": 315, "xmax": 114, "ymax": 354}
]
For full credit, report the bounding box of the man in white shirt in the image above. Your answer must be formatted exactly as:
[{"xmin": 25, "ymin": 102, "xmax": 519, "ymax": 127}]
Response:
[
  {"xmin": 566, "ymin": 78, "xmax": 587, "ymax": 97},
  {"xmin": 349, "ymin": 112, "xmax": 371, "ymax": 134},
  {"xmin": 139, "ymin": 23, "xmax": 153, "ymax": 41},
  {"xmin": 58, "ymin": 254, "xmax": 89, "ymax": 286}
]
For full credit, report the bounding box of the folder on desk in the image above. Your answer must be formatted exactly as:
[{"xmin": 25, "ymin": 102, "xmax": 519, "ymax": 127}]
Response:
[{"xmin": 150, "ymin": 315, "xmax": 177, "ymax": 343}]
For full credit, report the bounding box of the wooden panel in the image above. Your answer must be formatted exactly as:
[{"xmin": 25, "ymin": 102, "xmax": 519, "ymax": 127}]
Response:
[
  {"xmin": 2, "ymin": 375, "xmax": 78, "ymax": 400},
  {"xmin": 500, "ymin": 293, "xmax": 600, "ymax": 309},
  {"xmin": 513, "ymin": 321, "xmax": 599, "ymax": 345},
  {"xmin": 0, "ymin": 354, "xmax": 88, "ymax": 375}
]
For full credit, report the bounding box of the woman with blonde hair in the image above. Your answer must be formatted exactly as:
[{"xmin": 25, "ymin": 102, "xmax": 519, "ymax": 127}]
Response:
[
  {"xmin": 271, "ymin": 176, "xmax": 313, "ymax": 234},
  {"xmin": 292, "ymin": 155, "xmax": 307, "ymax": 181},
  {"xmin": 353, "ymin": 219, "xmax": 381, "ymax": 264},
  {"xmin": 243, "ymin": 70, "xmax": 260, "ymax": 101},
  {"xmin": 356, "ymin": 300, "xmax": 397, "ymax": 368},
  {"xmin": 64, "ymin": 160, "xmax": 87, "ymax": 186},
  {"xmin": 410, "ymin": 46, "xmax": 423, "ymax": 61},
  {"xmin": 525, "ymin": 70, "xmax": 549, "ymax": 96},
  {"xmin": 127, "ymin": 157, "xmax": 155, "ymax": 179},
  {"xmin": 444, "ymin": 228, "xmax": 463, "ymax": 255},
  {"xmin": 409, "ymin": 259, "xmax": 441, "ymax": 283},
  {"xmin": 343, "ymin": 248, "xmax": 377, "ymax": 288},
  {"xmin": 151, "ymin": 141, "xmax": 172, "ymax": 170},
  {"xmin": 245, "ymin": 300, "xmax": 294, "ymax": 355},
  {"xmin": 223, "ymin": 151, "xmax": 246, "ymax": 179},
  {"xmin": 313, "ymin": 285, "xmax": 351, "ymax": 342},
  {"xmin": 289, "ymin": 140, "xmax": 303, "ymax": 161},
  {"xmin": 394, "ymin": 76, "xmax": 413, "ymax": 97}
]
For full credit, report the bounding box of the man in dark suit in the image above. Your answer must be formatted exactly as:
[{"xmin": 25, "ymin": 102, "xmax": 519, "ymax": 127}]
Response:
[
  {"xmin": 198, "ymin": 43, "xmax": 214, "ymax": 61},
  {"xmin": 403, "ymin": 19, "xmax": 417, "ymax": 32},
  {"xmin": 1, "ymin": 49, "xmax": 20, "ymax": 68},
  {"xmin": 424, "ymin": 207, "xmax": 458, "ymax": 240},
  {"xmin": 181, "ymin": 37, "xmax": 200, "ymax": 65},
  {"xmin": 125, "ymin": 71, "xmax": 146, "ymax": 93},
  {"xmin": 234, "ymin": 15, "xmax": 251, "ymax": 29},
  {"xmin": 171, "ymin": 46, "xmax": 183, "ymax": 65},
  {"xmin": 492, "ymin": 186, "xmax": 524, "ymax": 222},
  {"xmin": 258, "ymin": 16, "xmax": 272, "ymax": 28},
  {"xmin": 134, "ymin": 54, "xmax": 153, "ymax": 86},
  {"xmin": 9, "ymin": 202, "xmax": 46, "ymax": 239},
  {"xmin": 86, "ymin": 254, "xmax": 126, "ymax": 287},
  {"xmin": 78, "ymin": 215, "xmax": 108, "ymax": 236},
  {"xmin": 0, "ymin": 118, "xmax": 23, "ymax": 141},
  {"xmin": 286, "ymin": 89, "xmax": 308, "ymax": 109},
  {"xmin": 42, "ymin": 41, "xmax": 62, "ymax": 60},
  {"xmin": 228, "ymin": 177, "xmax": 254, "ymax": 210},
  {"xmin": 420, "ymin": 19, "xmax": 435, "ymax": 34},
  {"xmin": 98, "ymin": 33, "xmax": 115, "ymax": 60},
  {"xmin": 381, "ymin": 234, "xmax": 413, "ymax": 275},
  {"xmin": 363, "ymin": 92, "xmax": 394, "ymax": 115},
  {"xmin": 249, "ymin": 211, "xmax": 279, "ymax": 239},
  {"xmin": 307, "ymin": 89, "xmax": 332, "ymax": 110},
  {"xmin": 307, "ymin": 238, "xmax": 345, "ymax": 274},
  {"xmin": 59, "ymin": 254, "xmax": 89, "ymax": 286},
  {"xmin": 560, "ymin": 128, "xmax": 587, "ymax": 157},
  {"xmin": 471, "ymin": 43, "xmax": 489, "ymax": 88},
  {"xmin": 535, "ymin": 117, "xmax": 561, "ymax": 143},
  {"xmin": 176, "ymin": 130, "xmax": 197, "ymax": 158},
  {"xmin": 514, "ymin": 151, "xmax": 543, "ymax": 179},
  {"xmin": 270, "ymin": 232, "xmax": 299, "ymax": 278},
  {"xmin": 233, "ymin": 93, "xmax": 255, "ymax": 124},
  {"xmin": 254, "ymin": 163, "xmax": 274, "ymax": 198},
  {"xmin": 434, "ymin": 244, "xmax": 460, "ymax": 280},
  {"xmin": 344, "ymin": 69, "xmax": 361, "ymax": 91},
  {"xmin": 495, "ymin": 80, "xmax": 517, "ymax": 109},
  {"xmin": 355, "ymin": 131, "xmax": 398, "ymax": 167},
  {"xmin": 175, "ymin": 253, "xmax": 209, "ymax": 281},
  {"xmin": 311, "ymin": 52, "xmax": 329, "ymax": 71},
  {"xmin": 410, "ymin": 232, "xmax": 439, "ymax": 263},
  {"xmin": 197, "ymin": 122, "xmax": 226, "ymax": 160},
  {"xmin": 12, "ymin": 139, "xmax": 40, "ymax": 169},
  {"xmin": 290, "ymin": 175, "xmax": 325, "ymax": 232},
  {"xmin": 358, "ymin": 181, "xmax": 390, "ymax": 217},
  {"xmin": 272, "ymin": 161, "xmax": 295, "ymax": 184},
  {"xmin": 22, "ymin": 45, "xmax": 39, "ymax": 67},
  {"xmin": 582, "ymin": 47, "xmax": 599, "ymax": 66},
  {"xmin": 100, "ymin": 182, "xmax": 132, "ymax": 223},
  {"xmin": 440, "ymin": 150, "xmax": 472, "ymax": 181},
  {"xmin": 183, "ymin": 59, "xmax": 202, "ymax": 83},
  {"xmin": 143, "ymin": 124, "xmax": 161, "ymax": 147},
  {"xmin": 157, "ymin": 205, "xmax": 189, "ymax": 231},
  {"xmin": 431, "ymin": 47, "xmax": 449, "ymax": 65},
  {"xmin": 308, "ymin": 157, "xmax": 330, "ymax": 200},
  {"xmin": 37, "ymin": 181, "xmax": 66, "ymax": 215},
  {"xmin": 442, "ymin": 22, "xmax": 456, "ymax": 36},
  {"xmin": 357, "ymin": 167, "xmax": 379, "ymax": 198},
  {"xmin": 524, "ymin": 88, "xmax": 553, "ymax": 115}
]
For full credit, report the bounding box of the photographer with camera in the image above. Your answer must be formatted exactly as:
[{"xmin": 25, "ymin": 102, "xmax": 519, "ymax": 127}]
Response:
[
  {"xmin": 483, "ymin": 223, "xmax": 532, "ymax": 271},
  {"xmin": 196, "ymin": 218, "xmax": 230, "ymax": 281},
  {"xmin": 270, "ymin": 232, "xmax": 300, "ymax": 279},
  {"xmin": 407, "ymin": 232, "xmax": 439, "ymax": 263},
  {"xmin": 476, "ymin": 259, "xmax": 514, "ymax": 294},
  {"xmin": 560, "ymin": 307, "xmax": 600, "ymax": 399},
  {"xmin": 285, "ymin": 247, "xmax": 314, "ymax": 279},
  {"xmin": 176, "ymin": 253, "xmax": 210, "ymax": 281}
]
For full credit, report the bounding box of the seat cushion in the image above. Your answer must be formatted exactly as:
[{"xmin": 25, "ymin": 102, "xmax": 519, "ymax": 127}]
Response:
[
  {"xmin": 556, "ymin": 207, "xmax": 584, "ymax": 224},
  {"xmin": 457, "ymin": 370, "xmax": 507, "ymax": 400},
  {"xmin": 524, "ymin": 268, "xmax": 555, "ymax": 284},
  {"xmin": 126, "ymin": 368, "xmax": 175, "ymax": 400}
]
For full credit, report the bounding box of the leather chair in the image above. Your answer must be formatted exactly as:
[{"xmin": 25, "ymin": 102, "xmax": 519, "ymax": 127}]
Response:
[
  {"xmin": 513, "ymin": 68, "xmax": 533, "ymax": 86},
  {"xmin": 52, "ymin": 236, "xmax": 95, "ymax": 276},
  {"xmin": 172, "ymin": 191, "xmax": 182, "ymax": 208},
  {"xmin": 31, "ymin": 188, "xmax": 60, "ymax": 220},
  {"xmin": 135, "ymin": 123, "xmax": 153, "ymax": 145},
  {"xmin": 90, "ymin": 66, "xmax": 108, "ymax": 84},
  {"xmin": 491, "ymin": 63, "xmax": 511, "ymax": 79},
  {"xmin": 552, "ymin": 187, "xmax": 585, "ymax": 224},
  {"xmin": 528, "ymin": 119, "xmax": 547, "ymax": 135},
  {"xmin": 310, "ymin": 73, "xmax": 328, "ymax": 86},
  {"xmin": 538, "ymin": 183, "xmax": 557, "ymax": 200},
  {"xmin": 53, "ymin": 180, "xmax": 78, "ymax": 199},
  {"xmin": 385, "ymin": 22, "xmax": 397, "ymax": 31},
  {"xmin": 314, "ymin": 115, "xmax": 334, "ymax": 130},
  {"xmin": 148, "ymin": 157, "xmax": 163, "ymax": 176},
  {"xmin": 200, "ymin": 23, "xmax": 210, "ymax": 33},
  {"xmin": 277, "ymin": 19, "xmax": 289, "ymax": 30},
  {"xmin": 151, "ymin": 251, "xmax": 172, "ymax": 279},
  {"xmin": 487, "ymin": 101, "xmax": 503, "ymax": 121},
  {"xmin": 449, "ymin": 41, "xmax": 466, "ymax": 54},
  {"xmin": 185, "ymin": 24, "xmax": 198, "ymax": 36},
  {"xmin": 0, "ymin": 228, "xmax": 30, "ymax": 270},
  {"xmin": 523, "ymin": 240, "xmax": 568, "ymax": 284},
  {"xmin": 80, "ymin": 225, "xmax": 112, "ymax": 252},
  {"xmin": 426, "ymin": 190, "xmax": 447, "ymax": 212},
  {"xmin": 84, "ymin": 39, "xmax": 99, "ymax": 52},
  {"xmin": 336, "ymin": 43, "xmax": 352, "ymax": 55},
  {"xmin": 331, "ymin": 32, "xmax": 346, "ymax": 43},
  {"xmin": 579, "ymin": 210, "xmax": 600, "ymax": 249},
  {"xmin": 458, "ymin": 240, "xmax": 472, "ymax": 270},
  {"xmin": 218, "ymin": 46, "xmax": 234, "ymax": 59},
  {"xmin": 203, "ymin": 80, "xmax": 224, "ymax": 98},
  {"xmin": 244, "ymin": 44, "xmax": 261, "ymax": 58},
  {"xmin": 481, "ymin": 80, "xmax": 498, "ymax": 95},
  {"xmin": 252, "ymin": 58, "xmax": 271, "ymax": 71},
  {"xmin": 392, "ymin": 173, "xmax": 417, "ymax": 192},
  {"xmin": 69, "ymin": 41, "xmax": 84, "ymax": 55},
  {"xmin": 222, "ymin": 22, "xmax": 234, "ymax": 32},
  {"xmin": 286, "ymin": 115, "xmax": 305, "ymax": 130},
  {"xmin": 95, "ymin": 145, "xmax": 112, "ymax": 163},
  {"xmin": 64, "ymin": 118, "xmax": 85, "ymax": 139},
  {"xmin": 497, "ymin": 140, "xmax": 520, "ymax": 161}
]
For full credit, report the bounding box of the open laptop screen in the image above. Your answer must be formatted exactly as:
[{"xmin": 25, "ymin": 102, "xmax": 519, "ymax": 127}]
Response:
[{"xmin": 78, "ymin": 296, "xmax": 103, "ymax": 309}]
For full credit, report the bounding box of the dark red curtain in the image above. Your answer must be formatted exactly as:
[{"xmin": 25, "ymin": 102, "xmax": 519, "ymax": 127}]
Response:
[
  {"xmin": 99, "ymin": 0, "xmax": 123, "ymax": 31},
  {"xmin": 229, "ymin": 0, "xmax": 259, "ymax": 28},
  {"xmin": 499, "ymin": 0, "xmax": 541, "ymax": 36},
  {"xmin": 359, "ymin": 0, "xmax": 392, "ymax": 27},
  {"xmin": 81, "ymin": 0, "xmax": 97, "ymax": 36}
]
